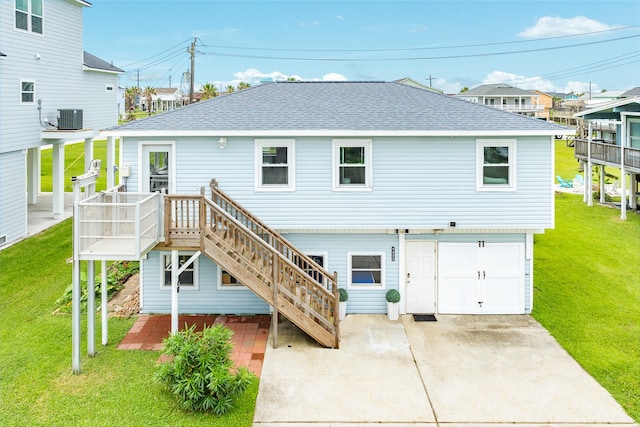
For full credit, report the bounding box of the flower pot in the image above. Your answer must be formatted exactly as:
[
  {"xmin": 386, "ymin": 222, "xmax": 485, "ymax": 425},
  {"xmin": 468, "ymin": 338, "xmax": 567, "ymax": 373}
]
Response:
[
  {"xmin": 387, "ymin": 302, "xmax": 399, "ymax": 321},
  {"xmin": 339, "ymin": 301, "xmax": 347, "ymax": 320}
]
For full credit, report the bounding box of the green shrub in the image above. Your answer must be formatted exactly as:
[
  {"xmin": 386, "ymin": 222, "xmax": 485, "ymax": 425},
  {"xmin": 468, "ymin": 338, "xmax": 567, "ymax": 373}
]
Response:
[
  {"xmin": 155, "ymin": 324, "xmax": 255, "ymax": 415},
  {"xmin": 54, "ymin": 260, "xmax": 139, "ymax": 313},
  {"xmin": 385, "ymin": 289, "xmax": 400, "ymax": 303},
  {"xmin": 338, "ymin": 288, "xmax": 348, "ymax": 302}
]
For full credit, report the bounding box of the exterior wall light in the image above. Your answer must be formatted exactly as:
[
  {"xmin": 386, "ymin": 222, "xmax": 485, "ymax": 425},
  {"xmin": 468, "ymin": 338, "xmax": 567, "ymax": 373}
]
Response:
[{"xmin": 218, "ymin": 137, "xmax": 227, "ymax": 148}]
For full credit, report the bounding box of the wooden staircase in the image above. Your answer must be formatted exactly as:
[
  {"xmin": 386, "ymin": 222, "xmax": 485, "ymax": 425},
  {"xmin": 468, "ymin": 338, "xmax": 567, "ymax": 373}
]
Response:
[{"xmin": 160, "ymin": 181, "xmax": 340, "ymax": 348}]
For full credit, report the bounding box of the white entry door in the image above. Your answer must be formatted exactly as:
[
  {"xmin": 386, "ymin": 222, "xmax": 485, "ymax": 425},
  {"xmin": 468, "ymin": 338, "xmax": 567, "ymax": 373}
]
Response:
[
  {"xmin": 405, "ymin": 241, "xmax": 437, "ymax": 314},
  {"xmin": 140, "ymin": 143, "xmax": 175, "ymax": 193}
]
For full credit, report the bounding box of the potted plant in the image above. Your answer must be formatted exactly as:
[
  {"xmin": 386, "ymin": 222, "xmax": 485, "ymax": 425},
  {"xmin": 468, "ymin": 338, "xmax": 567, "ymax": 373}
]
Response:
[
  {"xmin": 385, "ymin": 289, "xmax": 400, "ymax": 321},
  {"xmin": 338, "ymin": 288, "xmax": 348, "ymax": 320}
]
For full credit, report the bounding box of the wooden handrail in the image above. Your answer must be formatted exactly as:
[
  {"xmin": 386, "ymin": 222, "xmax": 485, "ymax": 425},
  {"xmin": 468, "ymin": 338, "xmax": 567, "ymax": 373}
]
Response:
[
  {"xmin": 163, "ymin": 192, "xmax": 340, "ymax": 347},
  {"xmin": 210, "ymin": 179, "xmax": 339, "ymax": 293}
]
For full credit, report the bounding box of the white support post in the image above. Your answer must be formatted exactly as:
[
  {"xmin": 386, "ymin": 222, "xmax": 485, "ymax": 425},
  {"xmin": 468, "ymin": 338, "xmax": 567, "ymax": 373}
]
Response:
[
  {"xmin": 27, "ymin": 147, "xmax": 38, "ymax": 205},
  {"xmin": 587, "ymin": 121, "xmax": 593, "ymax": 207},
  {"xmin": 101, "ymin": 260, "xmax": 108, "ymax": 346},
  {"xmin": 599, "ymin": 165, "xmax": 606, "ymax": 204},
  {"xmin": 72, "ymin": 258, "xmax": 81, "ymax": 374},
  {"xmin": 84, "ymin": 137, "xmax": 94, "ymax": 173},
  {"xmin": 87, "ymin": 260, "xmax": 95, "ymax": 357},
  {"xmin": 106, "ymin": 136, "xmax": 116, "ymax": 189},
  {"xmin": 52, "ymin": 142, "xmax": 65, "ymax": 219},
  {"xmin": 620, "ymin": 117, "xmax": 627, "ymax": 220},
  {"xmin": 171, "ymin": 250, "xmax": 179, "ymax": 333}
]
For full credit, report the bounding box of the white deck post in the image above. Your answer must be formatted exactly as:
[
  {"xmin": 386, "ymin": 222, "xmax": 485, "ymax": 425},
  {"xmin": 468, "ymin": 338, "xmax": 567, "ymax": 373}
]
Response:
[
  {"xmin": 587, "ymin": 121, "xmax": 593, "ymax": 207},
  {"xmin": 599, "ymin": 165, "xmax": 606, "ymax": 204},
  {"xmin": 27, "ymin": 147, "xmax": 39, "ymax": 205},
  {"xmin": 620, "ymin": 117, "xmax": 627, "ymax": 220},
  {"xmin": 52, "ymin": 142, "xmax": 65, "ymax": 219},
  {"xmin": 106, "ymin": 136, "xmax": 116, "ymax": 189},
  {"xmin": 87, "ymin": 260, "xmax": 95, "ymax": 357},
  {"xmin": 101, "ymin": 260, "xmax": 108, "ymax": 345},
  {"xmin": 84, "ymin": 137, "xmax": 94, "ymax": 173},
  {"xmin": 171, "ymin": 250, "xmax": 179, "ymax": 333}
]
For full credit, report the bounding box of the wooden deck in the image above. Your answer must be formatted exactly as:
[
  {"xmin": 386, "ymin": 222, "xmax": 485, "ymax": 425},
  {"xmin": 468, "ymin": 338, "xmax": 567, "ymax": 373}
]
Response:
[{"xmin": 574, "ymin": 138, "xmax": 640, "ymax": 173}]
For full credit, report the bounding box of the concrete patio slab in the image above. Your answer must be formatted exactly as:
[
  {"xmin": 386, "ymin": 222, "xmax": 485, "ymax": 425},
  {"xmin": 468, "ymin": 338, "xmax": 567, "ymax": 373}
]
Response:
[
  {"xmin": 254, "ymin": 314, "xmax": 636, "ymax": 427},
  {"xmin": 253, "ymin": 314, "xmax": 435, "ymax": 426},
  {"xmin": 403, "ymin": 314, "xmax": 636, "ymax": 425}
]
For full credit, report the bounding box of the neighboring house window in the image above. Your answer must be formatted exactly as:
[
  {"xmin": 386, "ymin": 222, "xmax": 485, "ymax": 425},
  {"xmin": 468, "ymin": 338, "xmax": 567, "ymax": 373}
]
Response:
[
  {"xmin": 161, "ymin": 252, "xmax": 198, "ymax": 289},
  {"xmin": 255, "ymin": 139, "xmax": 295, "ymax": 191},
  {"xmin": 476, "ymin": 139, "xmax": 516, "ymax": 191},
  {"xmin": 15, "ymin": 0, "xmax": 43, "ymax": 34},
  {"xmin": 218, "ymin": 269, "xmax": 243, "ymax": 289},
  {"xmin": 629, "ymin": 119, "xmax": 640, "ymax": 149},
  {"xmin": 347, "ymin": 253, "xmax": 384, "ymax": 289},
  {"xmin": 106, "ymin": 85, "xmax": 114, "ymax": 92},
  {"xmin": 332, "ymin": 139, "xmax": 372, "ymax": 191},
  {"xmin": 21, "ymin": 80, "xmax": 34, "ymax": 103}
]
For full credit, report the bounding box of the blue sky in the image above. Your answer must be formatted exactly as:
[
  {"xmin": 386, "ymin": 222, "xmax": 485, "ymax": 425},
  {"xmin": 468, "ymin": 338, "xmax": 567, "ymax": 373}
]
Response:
[{"xmin": 83, "ymin": 0, "xmax": 640, "ymax": 95}]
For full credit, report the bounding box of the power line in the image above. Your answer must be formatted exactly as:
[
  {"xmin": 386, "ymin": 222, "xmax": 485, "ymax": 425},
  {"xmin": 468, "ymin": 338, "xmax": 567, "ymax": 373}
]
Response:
[
  {"xmin": 120, "ymin": 37, "xmax": 192, "ymax": 68},
  {"xmin": 197, "ymin": 25, "xmax": 640, "ymax": 53},
  {"xmin": 197, "ymin": 34, "xmax": 639, "ymax": 62}
]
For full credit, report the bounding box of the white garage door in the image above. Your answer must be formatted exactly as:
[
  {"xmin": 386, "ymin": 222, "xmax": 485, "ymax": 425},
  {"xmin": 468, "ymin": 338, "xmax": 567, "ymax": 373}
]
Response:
[{"xmin": 438, "ymin": 242, "xmax": 525, "ymax": 314}]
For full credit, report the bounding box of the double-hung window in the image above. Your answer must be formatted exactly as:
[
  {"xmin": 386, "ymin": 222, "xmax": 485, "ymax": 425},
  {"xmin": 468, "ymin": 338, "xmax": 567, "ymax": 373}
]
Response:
[
  {"xmin": 476, "ymin": 139, "xmax": 516, "ymax": 191},
  {"xmin": 218, "ymin": 269, "xmax": 243, "ymax": 289},
  {"xmin": 347, "ymin": 253, "xmax": 384, "ymax": 289},
  {"xmin": 333, "ymin": 139, "xmax": 372, "ymax": 190},
  {"xmin": 21, "ymin": 80, "xmax": 35, "ymax": 104},
  {"xmin": 255, "ymin": 139, "xmax": 295, "ymax": 191},
  {"xmin": 15, "ymin": 0, "xmax": 43, "ymax": 34},
  {"xmin": 161, "ymin": 252, "xmax": 198, "ymax": 290}
]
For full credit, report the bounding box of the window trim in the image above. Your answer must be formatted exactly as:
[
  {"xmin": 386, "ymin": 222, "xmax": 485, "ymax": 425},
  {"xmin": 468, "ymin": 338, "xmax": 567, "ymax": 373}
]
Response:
[
  {"xmin": 332, "ymin": 139, "xmax": 373, "ymax": 191},
  {"xmin": 476, "ymin": 139, "xmax": 517, "ymax": 191},
  {"xmin": 254, "ymin": 139, "xmax": 295, "ymax": 191},
  {"xmin": 15, "ymin": 0, "xmax": 43, "ymax": 34},
  {"xmin": 347, "ymin": 252, "xmax": 385, "ymax": 290},
  {"xmin": 20, "ymin": 79, "xmax": 35, "ymax": 104},
  {"xmin": 217, "ymin": 268, "xmax": 245, "ymax": 290},
  {"xmin": 159, "ymin": 251, "xmax": 199, "ymax": 290}
]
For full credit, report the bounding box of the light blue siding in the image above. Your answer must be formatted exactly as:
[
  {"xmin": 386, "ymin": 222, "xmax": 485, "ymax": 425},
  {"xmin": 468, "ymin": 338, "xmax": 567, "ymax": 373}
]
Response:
[
  {"xmin": 141, "ymin": 251, "xmax": 270, "ymax": 315},
  {"xmin": 122, "ymin": 135, "xmax": 553, "ymax": 229},
  {"xmin": 0, "ymin": 151, "xmax": 26, "ymax": 244}
]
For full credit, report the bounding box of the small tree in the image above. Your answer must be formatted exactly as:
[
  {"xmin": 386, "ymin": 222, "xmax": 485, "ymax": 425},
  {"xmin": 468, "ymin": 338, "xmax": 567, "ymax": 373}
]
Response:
[{"xmin": 155, "ymin": 324, "xmax": 255, "ymax": 415}]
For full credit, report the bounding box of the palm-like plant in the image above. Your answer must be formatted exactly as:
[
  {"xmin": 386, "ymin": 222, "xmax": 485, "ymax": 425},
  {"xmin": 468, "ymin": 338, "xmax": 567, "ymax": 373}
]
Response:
[
  {"xmin": 201, "ymin": 82, "xmax": 218, "ymax": 100},
  {"xmin": 237, "ymin": 82, "xmax": 251, "ymax": 91},
  {"xmin": 126, "ymin": 87, "xmax": 140, "ymax": 109},
  {"xmin": 225, "ymin": 85, "xmax": 235, "ymax": 94},
  {"xmin": 141, "ymin": 86, "xmax": 156, "ymax": 115}
]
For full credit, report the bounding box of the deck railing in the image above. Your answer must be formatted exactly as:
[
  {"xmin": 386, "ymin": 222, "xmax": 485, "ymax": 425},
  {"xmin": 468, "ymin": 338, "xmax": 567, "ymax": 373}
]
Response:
[
  {"xmin": 163, "ymin": 190, "xmax": 340, "ymax": 348},
  {"xmin": 574, "ymin": 139, "xmax": 640, "ymax": 171},
  {"xmin": 75, "ymin": 191, "xmax": 163, "ymax": 260}
]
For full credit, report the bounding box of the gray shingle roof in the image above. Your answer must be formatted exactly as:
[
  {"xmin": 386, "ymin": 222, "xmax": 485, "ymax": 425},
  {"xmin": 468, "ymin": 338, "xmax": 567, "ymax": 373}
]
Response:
[
  {"xmin": 83, "ymin": 51, "xmax": 124, "ymax": 73},
  {"xmin": 109, "ymin": 81, "xmax": 566, "ymax": 133},
  {"xmin": 458, "ymin": 83, "xmax": 537, "ymax": 97},
  {"xmin": 621, "ymin": 87, "xmax": 640, "ymax": 98}
]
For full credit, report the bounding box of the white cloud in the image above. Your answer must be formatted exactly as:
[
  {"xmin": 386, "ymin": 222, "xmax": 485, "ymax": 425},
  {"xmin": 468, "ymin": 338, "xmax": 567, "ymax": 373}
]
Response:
[
  {"xmin": 482, "ymin": 70, "xmax": 598, "ymax": 94},
  {"xmin": 408, "ymin": 25, "xmax": 427, "ymax": 34},
  {"xmin": 335, "ymin": 15, "xmax": 345, "ymax": 21},
  {"xmin": 321, "ymin": 73, "xmax": 348, "ymax": 81},
  {"xmin": 299, "ymin": 20, "xmax": 320, "ymax": 27},
  {"xmin": 518, "ymin": 16, "xmax": 616, "ymax": 38}
]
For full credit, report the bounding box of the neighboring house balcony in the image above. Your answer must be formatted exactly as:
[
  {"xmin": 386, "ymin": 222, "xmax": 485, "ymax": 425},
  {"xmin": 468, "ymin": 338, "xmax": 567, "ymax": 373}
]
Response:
[
  {"xmin": 574, "ymin": 139, "xmax": 640, "ymax": 173},
  {"xmin": 494, "ymin": 104, "xmax": 545, "ymax": 113}
]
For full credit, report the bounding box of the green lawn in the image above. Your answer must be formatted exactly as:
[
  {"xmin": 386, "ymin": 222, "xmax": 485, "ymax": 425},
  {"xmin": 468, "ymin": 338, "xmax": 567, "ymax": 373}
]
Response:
[
  {"xmin": 0, "ymin": 221, "xmax": 258, "ymax": 427},
  {"xmin": 0, "ymin": 141, "xmax": 637, "ymax": 425},
  {"xmin": 40, "ymin": 140, "xmax": 120, "ymax": 192},
  {"xmin": 532, "ymin": 141, "xmax": 640, "ymax": 421}
]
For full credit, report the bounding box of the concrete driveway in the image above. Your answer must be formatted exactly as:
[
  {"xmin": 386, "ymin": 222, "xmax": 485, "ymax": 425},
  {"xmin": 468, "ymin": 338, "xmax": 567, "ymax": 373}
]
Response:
[{"xmin": 253, "ymin": 314, "xmax": 636, "ymax": 427}]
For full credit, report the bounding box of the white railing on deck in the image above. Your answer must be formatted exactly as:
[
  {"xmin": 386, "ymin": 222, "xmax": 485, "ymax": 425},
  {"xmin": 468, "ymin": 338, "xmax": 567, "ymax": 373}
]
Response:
[{"xmin": 74, "ymin": 191, "xmax": 163, "ymax": 260}]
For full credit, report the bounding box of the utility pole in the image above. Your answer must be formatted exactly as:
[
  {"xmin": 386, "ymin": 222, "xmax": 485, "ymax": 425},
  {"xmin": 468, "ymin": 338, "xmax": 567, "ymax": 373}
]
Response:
[
  {"xmin": 188, "ymin": 38, "xmax": 196, "ymax": 104},
  {"xmin": 136, "ymin": 68, "xmax": 140, "ymax": 90},
  {"xmin": 426, "ymin": 75, "xmax": 436, "ymax": 87}
]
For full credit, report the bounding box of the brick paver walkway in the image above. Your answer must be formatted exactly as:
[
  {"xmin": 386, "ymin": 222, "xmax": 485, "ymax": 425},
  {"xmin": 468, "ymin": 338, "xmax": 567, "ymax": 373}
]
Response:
[{"xmin": 118, "ymin": 314, "xmax": 271, "ymax": 377}]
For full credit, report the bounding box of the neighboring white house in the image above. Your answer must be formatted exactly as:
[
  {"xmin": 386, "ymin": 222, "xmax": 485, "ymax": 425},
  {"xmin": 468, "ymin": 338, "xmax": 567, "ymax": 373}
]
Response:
[
  {"xmin": 456, "ymin": 83, "xmax": 544, "ymax": 117},
  {"xmin": 0, "ymin": 0, "xmax": 123, "ymax": 248},
  {"xmin": 90, "ymin": 81, "xmax": 571, "ymax": 333}
]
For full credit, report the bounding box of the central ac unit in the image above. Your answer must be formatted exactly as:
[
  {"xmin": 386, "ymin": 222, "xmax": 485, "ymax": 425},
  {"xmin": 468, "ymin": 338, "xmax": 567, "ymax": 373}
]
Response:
[{"xmin": 57, "ymin": 109, "xmax": 83, "ymax": 130}]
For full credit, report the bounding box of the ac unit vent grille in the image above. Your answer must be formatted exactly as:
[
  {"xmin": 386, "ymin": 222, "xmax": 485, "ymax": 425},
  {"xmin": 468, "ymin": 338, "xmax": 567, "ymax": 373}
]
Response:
[{"xmin": 57, "ymin": 109, "xmax": 83, "ymax": 130}]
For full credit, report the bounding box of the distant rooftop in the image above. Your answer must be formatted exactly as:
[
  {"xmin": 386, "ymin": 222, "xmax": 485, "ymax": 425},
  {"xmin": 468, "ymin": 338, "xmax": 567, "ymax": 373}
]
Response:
[{"xmin": 83, "ymin": 52, "xmax": 124, "ymax": 73}]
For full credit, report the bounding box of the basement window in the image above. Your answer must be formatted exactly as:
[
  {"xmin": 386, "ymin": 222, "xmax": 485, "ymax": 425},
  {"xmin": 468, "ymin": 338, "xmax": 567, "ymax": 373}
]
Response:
[{"xmin": 160, "ymin": 252, "xmax": 198, "ymax": 289}]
